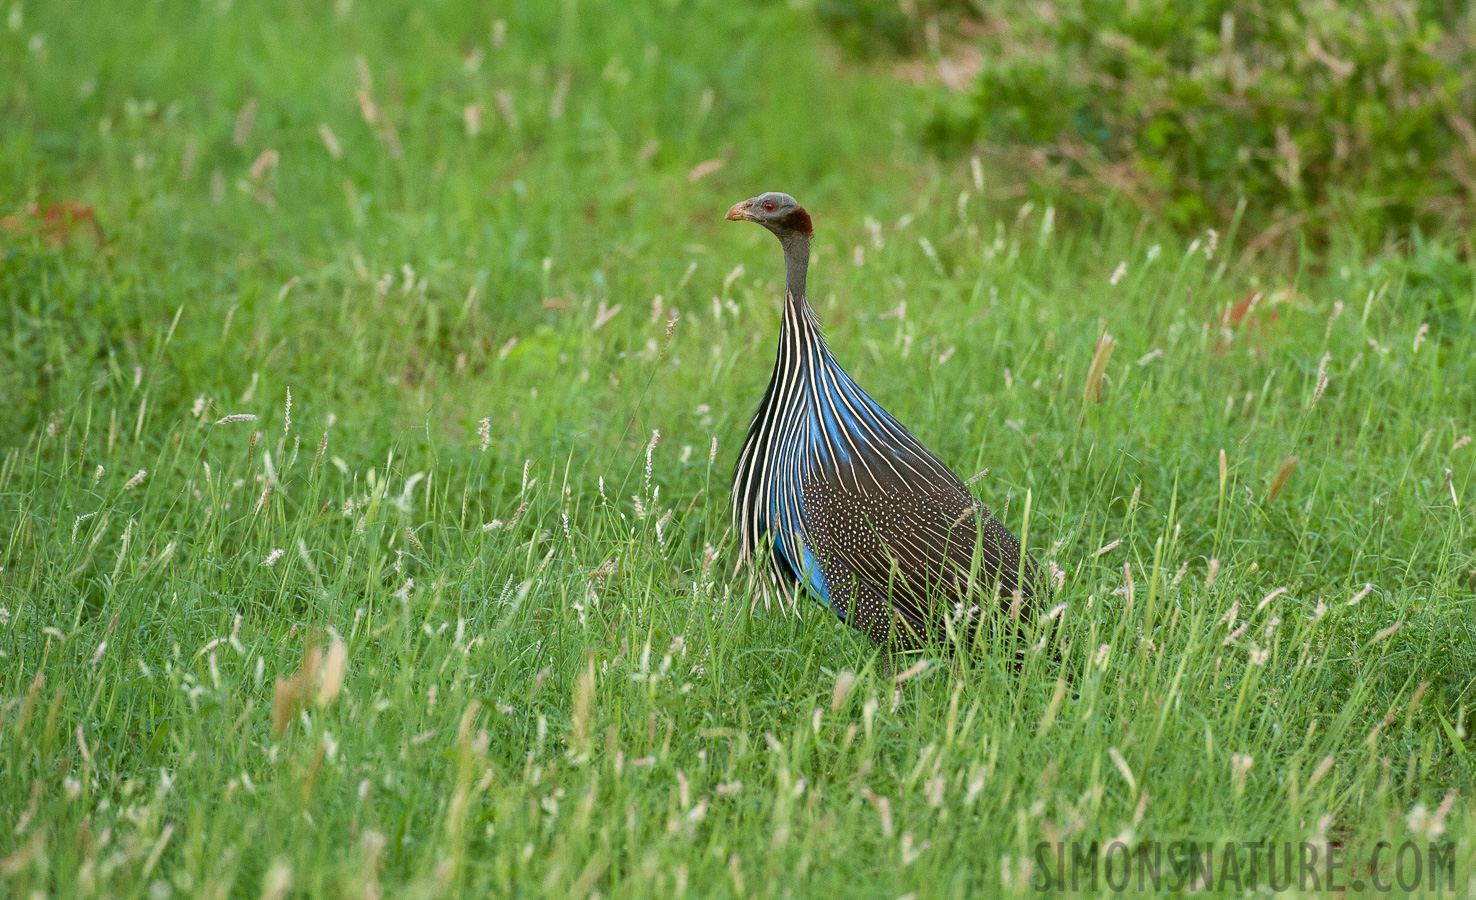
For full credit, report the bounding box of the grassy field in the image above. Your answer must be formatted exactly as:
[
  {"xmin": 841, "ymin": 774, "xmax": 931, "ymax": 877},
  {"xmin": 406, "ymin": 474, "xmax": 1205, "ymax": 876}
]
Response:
[{"xmin": 3, "ymin": 0, "xmax": 1475, "ymax": 896}]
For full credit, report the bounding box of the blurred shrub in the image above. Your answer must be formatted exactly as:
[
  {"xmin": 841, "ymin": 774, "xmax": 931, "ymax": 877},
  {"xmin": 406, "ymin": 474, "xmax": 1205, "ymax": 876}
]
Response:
[
  {"xmin": 917, "ymin": 1, "xmax": 1476, "ymax": 242},
  {"xmin": 817, "ymin": 0, "xmax": 974, "ymax": 56}
]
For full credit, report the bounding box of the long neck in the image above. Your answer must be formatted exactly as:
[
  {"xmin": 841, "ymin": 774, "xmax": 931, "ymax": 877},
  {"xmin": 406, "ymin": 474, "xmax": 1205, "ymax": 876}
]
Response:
[{"xmin": 780, "ymin": 233, "xmax": 810, "ymax": 306}]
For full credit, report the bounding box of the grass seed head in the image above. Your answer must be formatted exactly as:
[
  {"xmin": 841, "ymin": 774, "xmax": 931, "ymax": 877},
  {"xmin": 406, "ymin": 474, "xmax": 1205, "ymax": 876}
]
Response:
[
  {"xmin": 1083, "ymin": 332, "xmax": 1116, "ymax": 404},
  {"xmin": 1230, "ymin": 753, "xmax": 1254, "ymax": 795},
  {"xmin": 1266, "ymin": 456, "xmax": 1299, "ymax": 503},
  {"xmin": 272, "ymin": 641, "xmax": 323, "ymax": 737},
  {"xmin": 831, "ymin": 670, "xmax": 856, "ymax": 711},
  {"xmin": 260, "ymin": 858, "xmax": 292, "ymax": 900},
  {"xmin": 317, "ymin": 639, "xmax": 348, "ymax": 706}
]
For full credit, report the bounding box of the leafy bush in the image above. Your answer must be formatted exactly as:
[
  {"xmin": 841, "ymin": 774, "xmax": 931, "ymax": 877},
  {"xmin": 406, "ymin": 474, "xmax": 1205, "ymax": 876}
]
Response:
[
  {"xmin": 922, "ymin": 0, "xmax": 1476, "ymax": 242},
  {"xmin": 816, "ymin": 0, "xmax": 974, "ymax": 56}
]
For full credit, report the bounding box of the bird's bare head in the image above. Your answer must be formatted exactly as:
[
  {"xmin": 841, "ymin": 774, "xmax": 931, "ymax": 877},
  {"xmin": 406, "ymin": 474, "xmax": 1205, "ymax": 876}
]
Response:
[{"xmin": 726, "ymin": 192, "xmax": 813, "ymax": 239}]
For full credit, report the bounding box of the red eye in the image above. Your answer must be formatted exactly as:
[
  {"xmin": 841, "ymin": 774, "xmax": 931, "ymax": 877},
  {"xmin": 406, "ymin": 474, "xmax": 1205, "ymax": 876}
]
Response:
[{"xmin": 764, "ymin": 202, "xmax": 775, "ymax": 211}]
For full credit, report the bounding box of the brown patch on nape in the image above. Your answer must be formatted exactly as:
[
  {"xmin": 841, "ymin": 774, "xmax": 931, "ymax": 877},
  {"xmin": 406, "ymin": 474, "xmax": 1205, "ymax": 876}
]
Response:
[{"xmin": 777, "ymin": 206, "xmax": 813, "ymax": 236}]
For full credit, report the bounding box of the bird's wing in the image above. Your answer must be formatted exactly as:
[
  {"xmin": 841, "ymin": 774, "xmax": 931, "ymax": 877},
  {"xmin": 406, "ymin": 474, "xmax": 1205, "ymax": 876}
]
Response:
[
  {"xmin": 804, "ymin": 473, "xmax": 1025, "ymax": 635},
  {"xmin": 799, "ymin": 364, "xmax": 1034, "ymax": 639}
]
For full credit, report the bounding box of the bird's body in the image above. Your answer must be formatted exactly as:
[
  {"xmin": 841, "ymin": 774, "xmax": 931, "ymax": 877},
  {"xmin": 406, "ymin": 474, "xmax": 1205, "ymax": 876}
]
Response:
[{"xmin": 727, "ymin": 192, "xmax": 1040, "ymax": 649}]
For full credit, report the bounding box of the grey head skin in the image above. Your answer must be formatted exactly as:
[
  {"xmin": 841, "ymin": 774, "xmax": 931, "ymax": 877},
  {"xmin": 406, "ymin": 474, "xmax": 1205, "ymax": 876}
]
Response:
[
  {"xmin": 725, "ymin": 191, "xmax": 814, "ymax": 239},
  {"xmin": 726, "ymin": 191, "xmax": 813, "ymax": 299}
]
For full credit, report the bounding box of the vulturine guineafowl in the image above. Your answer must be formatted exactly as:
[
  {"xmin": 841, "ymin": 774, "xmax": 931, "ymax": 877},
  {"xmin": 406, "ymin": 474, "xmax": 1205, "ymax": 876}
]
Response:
[{"xmin": 726, "ymin": 191, "xmax": 1045, "ymax": 652}]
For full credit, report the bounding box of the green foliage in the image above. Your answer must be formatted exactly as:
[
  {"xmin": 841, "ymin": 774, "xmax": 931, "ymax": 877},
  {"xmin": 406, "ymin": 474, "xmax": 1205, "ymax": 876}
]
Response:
[
  {"xmin": 925, "ymin": 0, "xmax": 1476, "ymax": 239},
  {"xmin": 817, "ymin": 0, "xmax": 916, "ymax": 56},
  {"xmin": 816, "ymin": 0, "xmax": 974, "ymax": 56}
]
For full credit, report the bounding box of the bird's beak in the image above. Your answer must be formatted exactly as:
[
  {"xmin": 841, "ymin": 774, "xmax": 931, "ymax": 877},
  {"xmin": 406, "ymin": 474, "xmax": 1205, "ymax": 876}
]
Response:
[{"xmin": 725, "ymin": 200, "xmax": 752, "ymax": 222}]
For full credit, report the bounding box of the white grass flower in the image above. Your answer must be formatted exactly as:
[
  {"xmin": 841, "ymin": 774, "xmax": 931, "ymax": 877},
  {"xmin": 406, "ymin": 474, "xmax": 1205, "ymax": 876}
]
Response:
[
  {"xmin": 1258, "ymin": 586, "xmax": 1287, "ymax": 611},
  {"xmin": 863, "ymin": 789, "xmax": 893, "ymax": 836},
  {"xmin": 1310, "ymin": 352, "xmax": 1331, "ymax": 407},
  {"xmin": 902, "ymin": 830, "xmax": 930, "ymax": 864},
  {"xmin": 123, "ymin": 469, "xmax": 147, "ymax": 490},
  {"xmin": 216, "ymin": 413, "xmax": 257, "ymax": 424},
  {"xmin": 892, "ymin": 660, "xmax": 927, "ymax": 684},
  {"xmin": 1230, "ymin": 753, "xmax": 1253, "ymax": 795},
  {"xmin": 1412, "ymin": 323, "xmax": 1429, "ymax": 354},
  {"xmin": 590, "ymin": 301, "xmax": 623, "ymax": 331},
  {"xmin": 318, "ymin": 123, "xmax": 343, "ymax": 157},
  {"xmin": 919, "ymin": 236, "xmax": 939, "ymax": 266},
  {"xmin": 1108, "ymin": 746, "xmax": 1136, "ymax": 793},
  {"xmin": 1108, "ymin": 262, "xmax": 1127, "ymax": 285},
  {"xmin": 831, "ymin": 670, "xmax": 856, "ymax": 711},
  {"xmin": 262, "ymin": 548, "xmax": 285, "ymax": 567},
  {"xmin": 645, "ymin": 429, "xmax": 660, "ymax": 483},
  {"xmin": 1307, "ymin": 754, "xmax": 1335, "ymax": 791},
  {"xmin": 1411, "ymin": 791, "xmax": 1456, "ymax": 840},
  {"xmin": 318, "ymin": 639, "xmax": 348, "ymax": 705},
  {"xmin": 260, "ymin": 859, "xmax": 292, "ymax": 900},
  {"xmin": 1368, "ymin": 621, "xmax": 1401, "ymax": 645},
  {"xmin": 477, "ymin": 417, "xmax": 491, "ymax": 452}
]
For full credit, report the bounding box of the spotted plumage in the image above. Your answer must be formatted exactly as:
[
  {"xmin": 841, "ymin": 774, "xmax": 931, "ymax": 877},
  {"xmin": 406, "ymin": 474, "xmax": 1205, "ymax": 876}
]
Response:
[{"xmin": 726, "ymin": 192, "xmax": 1042, "ymax": 649}]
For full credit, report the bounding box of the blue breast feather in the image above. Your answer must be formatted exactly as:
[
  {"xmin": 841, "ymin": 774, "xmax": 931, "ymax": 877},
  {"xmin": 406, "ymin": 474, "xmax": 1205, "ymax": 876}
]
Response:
[{"xmin": 763, "ymin": 351, "xmax": 908, "ymax": 620}]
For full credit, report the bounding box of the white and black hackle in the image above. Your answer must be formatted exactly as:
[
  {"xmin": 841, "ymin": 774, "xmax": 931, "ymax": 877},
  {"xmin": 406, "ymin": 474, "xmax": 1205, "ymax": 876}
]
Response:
[{"xmin": 726, "ymin": 191, "xmax": 1043, "ymax": 650}]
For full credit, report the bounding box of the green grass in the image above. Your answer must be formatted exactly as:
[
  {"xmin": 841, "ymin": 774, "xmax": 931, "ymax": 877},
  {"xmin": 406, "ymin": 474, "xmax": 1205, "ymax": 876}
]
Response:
[{"xmin": 3, "ymin": 0, "xmax": 1475, "ymax": 896}]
